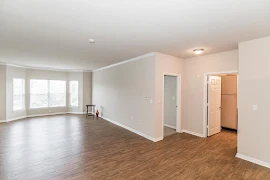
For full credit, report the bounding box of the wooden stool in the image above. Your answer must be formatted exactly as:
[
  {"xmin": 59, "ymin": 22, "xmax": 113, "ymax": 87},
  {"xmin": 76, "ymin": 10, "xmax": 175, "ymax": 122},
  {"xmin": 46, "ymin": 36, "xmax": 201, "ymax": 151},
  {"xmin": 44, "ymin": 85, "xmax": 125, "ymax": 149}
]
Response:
[{"xmin": 86, "ymin": 105, "xmax": 96, "ymax": 118}]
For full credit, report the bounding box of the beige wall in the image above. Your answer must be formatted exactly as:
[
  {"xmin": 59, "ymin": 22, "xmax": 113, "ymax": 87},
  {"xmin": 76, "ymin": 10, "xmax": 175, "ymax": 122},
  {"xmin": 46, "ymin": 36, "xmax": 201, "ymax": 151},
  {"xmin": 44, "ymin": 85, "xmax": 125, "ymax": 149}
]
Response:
[
  {"xmin": 238, "ymin": 36, "xmax": 270, "ymax": 163},
  {"xmin": 0, "ymin": 65, "xmax": 6, "ymax": 121},
  {"xmin": 83, "ymin": 72, "xmax": 92, "ymax": 112},
  {"xmin": 183, "ymin": 50, "xmax": 238, "ymax": 135},
  {"xmin": 92, "ymin": 54, "xmax": 157, "ymax": 138},
  {"xmin": 155, "ymin": 53, "xmax": 184, "ymax": 138}
]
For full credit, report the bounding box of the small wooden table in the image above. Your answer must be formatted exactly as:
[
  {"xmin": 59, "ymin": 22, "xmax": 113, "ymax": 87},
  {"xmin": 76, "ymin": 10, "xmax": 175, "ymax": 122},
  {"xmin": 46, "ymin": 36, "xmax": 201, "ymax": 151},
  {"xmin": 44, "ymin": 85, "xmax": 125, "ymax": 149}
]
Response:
[{"xmin": 86, "ymin": 105, "xmax": 96, "ymax": 118}]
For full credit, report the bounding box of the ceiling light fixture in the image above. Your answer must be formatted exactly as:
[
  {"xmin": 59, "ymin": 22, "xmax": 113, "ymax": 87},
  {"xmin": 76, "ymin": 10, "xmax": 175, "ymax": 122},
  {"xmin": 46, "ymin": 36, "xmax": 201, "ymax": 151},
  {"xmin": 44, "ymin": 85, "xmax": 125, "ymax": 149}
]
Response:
[
  {"xmin": 89, "ymin": 38, "xmax": 95, "ymax": 43},
  {"xmin": 193, "ymin": 49, "xmax": 204, "ymax": 54}
]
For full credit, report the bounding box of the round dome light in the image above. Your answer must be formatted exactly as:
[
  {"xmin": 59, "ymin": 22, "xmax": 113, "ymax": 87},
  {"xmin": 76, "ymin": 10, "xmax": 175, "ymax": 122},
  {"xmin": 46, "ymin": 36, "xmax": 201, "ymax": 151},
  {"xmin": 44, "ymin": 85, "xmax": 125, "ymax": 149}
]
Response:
[
  {"xmin": 193, "ymin": 49, "xmax": 204, "ymax": 54},
  {"xmin": 89, "ymin": 38, "xmax": 95, "ymax": 43}
]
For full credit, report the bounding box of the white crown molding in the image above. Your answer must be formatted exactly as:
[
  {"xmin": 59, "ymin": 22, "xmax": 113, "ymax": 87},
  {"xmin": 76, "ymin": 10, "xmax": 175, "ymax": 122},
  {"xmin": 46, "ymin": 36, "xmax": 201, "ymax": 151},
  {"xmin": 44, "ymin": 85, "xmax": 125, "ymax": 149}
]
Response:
[
  {"xmin": 0, "ymin": 52, "xmax": 157, "ymax": 73},
  {"xmin": 101, "ymin": 116, "xmax": 162, "ymax": 142},
  {"xmin": 0, "ymin": 62, "xmax": 92, "ymax": 73},
  {"xmin": 182, "ymin": 129, "xmax": 205, "ymax": 138},
  {"xmin": 236, "ymin": 153, "xmax": 270, "ymax": 168},
  {"xmin": 93, "ymin": 52, "xmax": 156, "ymax": 72}
]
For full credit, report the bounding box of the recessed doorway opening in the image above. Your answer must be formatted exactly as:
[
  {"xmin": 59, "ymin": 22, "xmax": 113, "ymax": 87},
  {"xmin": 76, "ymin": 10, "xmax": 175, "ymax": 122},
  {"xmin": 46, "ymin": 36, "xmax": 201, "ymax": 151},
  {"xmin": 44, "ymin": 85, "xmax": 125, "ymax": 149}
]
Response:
[
  {"xmin": 204, "ymin": 71, "xmax": 238, "ymax": 138},
  {"xmin": 162, "ymin": 74, "xmax": 181, "ymax": 138}
]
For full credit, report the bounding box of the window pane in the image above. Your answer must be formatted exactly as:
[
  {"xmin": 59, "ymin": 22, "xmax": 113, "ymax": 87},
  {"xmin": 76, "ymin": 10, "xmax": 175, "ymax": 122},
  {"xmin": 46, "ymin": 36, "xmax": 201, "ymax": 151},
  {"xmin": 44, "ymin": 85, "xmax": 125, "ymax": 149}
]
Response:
[
  {"xmin": 30, "ymin": 80, "xmax": 48, "ymax": 94},
  {"xmin": 70, "ymin": 81, "xmax": 79, "ymax": 107},
  {"xmin": 13, "ymin": 78, "xmax": 25, "ymax": 111},
  {"xmin": 30, "ymin": 80, "xmax": 48, "ymax": 108},
  {"xmin": 49, "ymin": 80, "xmax": 66, "ymax": 107},
  {"xmin": 30, "ymin": 94, "xmax": 49, "ymax": 108}
]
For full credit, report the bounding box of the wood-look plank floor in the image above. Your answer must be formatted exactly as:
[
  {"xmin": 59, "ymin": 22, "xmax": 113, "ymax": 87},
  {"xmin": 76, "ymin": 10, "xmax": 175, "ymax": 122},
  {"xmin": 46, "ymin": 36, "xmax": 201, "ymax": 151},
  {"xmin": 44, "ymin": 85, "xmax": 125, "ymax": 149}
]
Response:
[{"xmin": 0, "ymin": 115, "xmax": 269, "ymax": 180}]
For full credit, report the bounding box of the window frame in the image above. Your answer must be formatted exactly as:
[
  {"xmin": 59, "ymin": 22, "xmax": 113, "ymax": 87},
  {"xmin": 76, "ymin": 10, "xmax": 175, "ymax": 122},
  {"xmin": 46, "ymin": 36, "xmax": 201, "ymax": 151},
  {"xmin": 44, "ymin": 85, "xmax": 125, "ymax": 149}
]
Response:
[
  {"xmin": 29, "ymin": 79, "xmax": 49, "ymax": 109},
  {"xmin": 29, "ymin": 79, "xmax": 67, "ymax": 109}
]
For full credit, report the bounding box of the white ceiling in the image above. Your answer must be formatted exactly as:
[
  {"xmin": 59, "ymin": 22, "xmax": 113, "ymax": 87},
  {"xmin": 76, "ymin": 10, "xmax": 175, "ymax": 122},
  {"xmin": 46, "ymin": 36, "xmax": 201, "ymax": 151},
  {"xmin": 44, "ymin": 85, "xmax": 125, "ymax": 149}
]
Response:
[{"xmin": 0, "ymin": 0, "xmax": 270, "ymax": 71}]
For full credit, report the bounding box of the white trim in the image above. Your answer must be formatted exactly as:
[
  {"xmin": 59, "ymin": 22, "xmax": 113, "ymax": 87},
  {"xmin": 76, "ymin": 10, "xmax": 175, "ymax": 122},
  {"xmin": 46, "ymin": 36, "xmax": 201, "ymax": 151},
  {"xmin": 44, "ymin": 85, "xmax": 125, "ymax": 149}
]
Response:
[
  {"xmin": 0, "ymin": 62, "xmax": 92, "ymax": 72},
  {"xmin": 182, "ymin": 129, "xmax": 205, "ymax": 138},
  {"xmin": 236, "ymin": 153, "xmax": 270, "ymax": 168},
  {"xmin": 164, "ymin": 124, "xmax": 176, "ymax": 129},
  {"xmin": 6, "ymin": 116, "xmax": 27, "ymax": 122},
  {"xmin": 27, "ymin": 112, "xmax": 69, "ymax": 118},
  {"xmin": 68, "ymin": 112, "xmax": 86, "ymax": 115},
  {"xmin": 0, "ymin": 112, "xmax": 86, "ymax": 123},
  {"xmin": 203, "ymin": 70, "xmax": 238, "ymax": 137},
  {"xmin": 93, "ymin": 52, "xmax": 155, "ymax": 72},
  {"xmin": 1, "ymin": 53, "xmax": 156, "ymax": 72},
  {"xmin": 101, "ymin": 116, "xmax": 162, "ymax": 142},
  {"xmin": 162, "ymin": 73, "xmax": 182, "ymax": 138}
]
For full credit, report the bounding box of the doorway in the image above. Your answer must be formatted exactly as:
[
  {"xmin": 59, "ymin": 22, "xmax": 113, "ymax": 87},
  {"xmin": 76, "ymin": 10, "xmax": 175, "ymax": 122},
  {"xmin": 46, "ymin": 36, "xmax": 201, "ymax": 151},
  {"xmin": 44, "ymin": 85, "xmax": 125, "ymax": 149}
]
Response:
[
  {"xmin": 204, "ymin": 72, "xmax": 238, "ymax": 137},
  {"xmin": 162, "ymin": 74, "xmax": 181, "ymax": 138}
]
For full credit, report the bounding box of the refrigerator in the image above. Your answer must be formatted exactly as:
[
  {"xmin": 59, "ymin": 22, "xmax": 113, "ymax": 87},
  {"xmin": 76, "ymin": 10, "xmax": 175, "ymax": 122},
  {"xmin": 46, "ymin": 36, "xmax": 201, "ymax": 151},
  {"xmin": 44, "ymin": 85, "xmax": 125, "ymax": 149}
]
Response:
[{"xmin": 221, "ymin": 75, "xmax": 238, "ymax": 130}]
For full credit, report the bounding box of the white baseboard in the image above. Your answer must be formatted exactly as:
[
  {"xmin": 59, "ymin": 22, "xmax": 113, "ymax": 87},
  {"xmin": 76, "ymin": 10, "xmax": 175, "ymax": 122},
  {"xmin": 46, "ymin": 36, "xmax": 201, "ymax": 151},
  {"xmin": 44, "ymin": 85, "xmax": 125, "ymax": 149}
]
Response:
[
  {"xmin": 101, "ymin": 116, "xmax": 162, "ymax": 142},
  {"xmin": 27, "ymin": 112, "xmax": 68, "ymax": 118},
  {"xmin": 6, "ymin": 116, "xmax": 27, "ymax": 122},
  {"xmin": 182, "ymin": 129, "xmax": 205, "ymax": 138},
  {"xmin": 1, "ymin": 112, "xmax": 86, "ymax": 123},
  {"xmin": 68, "ymin": 112, "xmax": 86, "ymax": 115},
  {"xmin": 164, "ymin": 124, "xmax": 176, "ymax": 129},
  {"xmin": 236, "ymin": 153, "xmax": 270, "ymax": 168}
]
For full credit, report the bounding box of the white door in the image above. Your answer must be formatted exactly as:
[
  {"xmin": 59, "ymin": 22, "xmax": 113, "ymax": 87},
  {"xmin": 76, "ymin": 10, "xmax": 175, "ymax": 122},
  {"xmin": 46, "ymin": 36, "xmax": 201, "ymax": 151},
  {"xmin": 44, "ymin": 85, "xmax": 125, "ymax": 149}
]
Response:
[{"xmin": 208, "ymin": 76, "xmax": 222, "ymax": 136}]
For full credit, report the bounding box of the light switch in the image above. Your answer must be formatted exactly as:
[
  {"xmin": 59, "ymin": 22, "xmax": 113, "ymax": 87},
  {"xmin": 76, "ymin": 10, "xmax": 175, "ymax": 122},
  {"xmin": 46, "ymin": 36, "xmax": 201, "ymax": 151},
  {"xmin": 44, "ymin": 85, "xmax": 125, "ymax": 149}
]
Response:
[
  {"xmin": 252, "ymin": 105, "xmax": 258, "ymax": 111},
  {"xmin": 149, "ymin": 99, "xmax": 153, "ymax": 104}
]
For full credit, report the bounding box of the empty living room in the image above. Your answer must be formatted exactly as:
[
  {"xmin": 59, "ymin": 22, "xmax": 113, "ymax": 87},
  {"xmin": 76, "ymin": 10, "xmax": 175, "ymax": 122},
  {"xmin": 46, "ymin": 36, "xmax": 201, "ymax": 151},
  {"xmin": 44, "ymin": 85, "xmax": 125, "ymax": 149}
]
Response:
[{"xmin": 1, "ymin": 0, "xmax": 270, "ymax": 179}]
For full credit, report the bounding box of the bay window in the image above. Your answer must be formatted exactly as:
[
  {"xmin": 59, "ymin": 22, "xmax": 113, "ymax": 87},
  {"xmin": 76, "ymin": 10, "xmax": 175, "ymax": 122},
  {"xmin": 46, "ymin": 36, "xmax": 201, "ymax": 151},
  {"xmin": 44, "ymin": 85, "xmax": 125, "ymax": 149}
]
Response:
[{"xmin": 30, "ymin": 79, "xmax": 66, "ymax": 108}]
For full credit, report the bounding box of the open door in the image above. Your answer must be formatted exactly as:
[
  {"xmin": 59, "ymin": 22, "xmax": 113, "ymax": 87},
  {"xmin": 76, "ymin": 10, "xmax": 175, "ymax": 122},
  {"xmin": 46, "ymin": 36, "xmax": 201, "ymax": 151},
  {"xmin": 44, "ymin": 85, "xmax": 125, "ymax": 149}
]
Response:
[{"xmin": 208, "ymin": 76, "xmax": 221, "ymax": 136}]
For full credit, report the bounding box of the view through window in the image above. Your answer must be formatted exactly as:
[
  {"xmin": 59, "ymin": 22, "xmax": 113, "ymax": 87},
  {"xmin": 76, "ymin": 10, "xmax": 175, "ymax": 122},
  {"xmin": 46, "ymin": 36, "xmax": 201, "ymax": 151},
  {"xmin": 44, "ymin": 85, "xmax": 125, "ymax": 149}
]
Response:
[
  {"xmin": 30, "ymin": 80, "xmax": 66, "ymax": 108},
  {"xmin": 13, "ymin": 78, "xmax": 25, "ymax": 111}
]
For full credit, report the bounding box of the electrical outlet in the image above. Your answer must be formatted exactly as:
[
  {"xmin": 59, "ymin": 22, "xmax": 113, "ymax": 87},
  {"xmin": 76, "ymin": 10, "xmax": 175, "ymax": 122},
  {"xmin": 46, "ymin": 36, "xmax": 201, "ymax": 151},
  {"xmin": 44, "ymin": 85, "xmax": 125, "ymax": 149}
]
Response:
[{"xmin": 252, "ymin": 105, "xmax": 258, "ymax": 111}]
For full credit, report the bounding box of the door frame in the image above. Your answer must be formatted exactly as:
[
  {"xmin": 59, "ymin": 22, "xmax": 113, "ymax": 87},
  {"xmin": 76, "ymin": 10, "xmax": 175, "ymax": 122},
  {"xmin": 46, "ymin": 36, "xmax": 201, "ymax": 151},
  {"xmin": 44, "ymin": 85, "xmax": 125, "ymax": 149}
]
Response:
[
  {"xmin": 162, "ymin": 73, "xmax": 182, "ymax": 138},
  {"xmin": 203, "ymin": 70, "xmax": 238, "ymax": 137}
]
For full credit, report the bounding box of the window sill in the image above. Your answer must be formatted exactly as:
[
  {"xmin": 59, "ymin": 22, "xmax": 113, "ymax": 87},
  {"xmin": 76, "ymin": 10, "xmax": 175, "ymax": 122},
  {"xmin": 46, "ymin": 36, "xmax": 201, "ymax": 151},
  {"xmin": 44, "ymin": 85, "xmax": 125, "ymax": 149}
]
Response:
[{"xmin": 29, "ymin": 106, "xmax": 67, "ymax": 110}]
